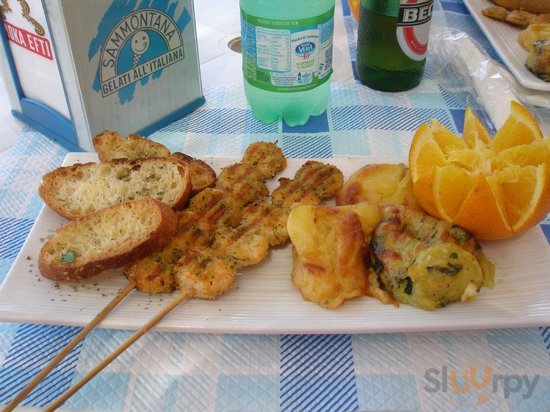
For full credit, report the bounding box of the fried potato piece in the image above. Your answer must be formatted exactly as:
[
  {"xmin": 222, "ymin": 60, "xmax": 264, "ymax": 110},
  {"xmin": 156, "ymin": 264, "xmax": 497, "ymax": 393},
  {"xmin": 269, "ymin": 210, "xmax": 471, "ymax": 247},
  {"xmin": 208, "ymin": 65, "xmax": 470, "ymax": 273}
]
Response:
[
  {"xmin": 288, "ymin": 202, "xmax": 392, "ymax": 309},
  {"xmin": 372, "ymin": 205, "xmax": 494, "ymax": 311},
  {"xmin": 336, "ymin": 163, "xmax": 421, "ymax": 210}
]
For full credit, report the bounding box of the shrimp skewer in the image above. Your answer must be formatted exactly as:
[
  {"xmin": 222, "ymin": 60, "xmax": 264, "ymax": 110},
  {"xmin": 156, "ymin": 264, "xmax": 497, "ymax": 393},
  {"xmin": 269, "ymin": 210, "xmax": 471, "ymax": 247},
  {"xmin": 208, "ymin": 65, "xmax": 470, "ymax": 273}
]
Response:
[
  {"xmin": 7, "ymin": 143, "xmax": 286, "ymax": 411},
  {"xmin": 45, "ymin": 160, "xmax": 343, "ymax": 410},
  {"xmin": 175, "ymin": 161, "xmax": 345, "ymax": 299},
  {"xmin": 124, "ymin": 142, "xmax": 287, "ymax": 293}
]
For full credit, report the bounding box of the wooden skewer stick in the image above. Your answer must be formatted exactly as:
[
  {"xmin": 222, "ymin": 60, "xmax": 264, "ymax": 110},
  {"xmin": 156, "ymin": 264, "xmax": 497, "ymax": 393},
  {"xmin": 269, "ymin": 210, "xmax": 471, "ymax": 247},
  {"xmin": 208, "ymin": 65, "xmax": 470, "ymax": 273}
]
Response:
[
  {"xmin": 45, "ymin": 291, "xmax": 190, "ymax": 412},
  {"xmin": 3, "ymin": 280, "xmax": 136, "ymax": 412}
]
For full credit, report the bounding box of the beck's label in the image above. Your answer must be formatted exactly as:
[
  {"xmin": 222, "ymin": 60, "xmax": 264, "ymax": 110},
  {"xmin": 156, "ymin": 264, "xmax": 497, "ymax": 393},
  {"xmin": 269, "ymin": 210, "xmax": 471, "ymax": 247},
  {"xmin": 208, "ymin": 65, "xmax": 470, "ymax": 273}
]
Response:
[{"xmin": 396, "ymin": 0, "xmax": 433, "ymax": 61}]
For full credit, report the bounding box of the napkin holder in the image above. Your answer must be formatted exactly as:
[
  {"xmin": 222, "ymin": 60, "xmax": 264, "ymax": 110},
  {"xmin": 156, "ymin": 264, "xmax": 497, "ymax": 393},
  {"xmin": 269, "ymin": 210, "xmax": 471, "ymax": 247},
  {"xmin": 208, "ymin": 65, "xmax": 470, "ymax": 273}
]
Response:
[{"xmin": 0, "ymin": 0, "xmax": 204, "ymax": 151}]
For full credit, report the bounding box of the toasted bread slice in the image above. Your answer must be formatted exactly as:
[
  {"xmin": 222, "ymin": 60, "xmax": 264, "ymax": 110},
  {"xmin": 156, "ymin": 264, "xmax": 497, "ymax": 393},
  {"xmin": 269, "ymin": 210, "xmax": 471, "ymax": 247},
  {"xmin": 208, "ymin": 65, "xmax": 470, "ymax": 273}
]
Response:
[
  {"xmin": 39, "ymin": 158, "xmax": 191, "ymax": 219},
  {"xmin": 92, "ymin": 130, "xmax": 216, "ymax": 195},
  {"xmin": 39, "ymin": 198, "xmax": 178, "ymax": 281},
  {"xmin": 93, "ymin": 130, "xmax": 171, "ymax": 161},
  {"xmin": 170, "ymin": 152, "xmax": 216, "ymax": 195}
]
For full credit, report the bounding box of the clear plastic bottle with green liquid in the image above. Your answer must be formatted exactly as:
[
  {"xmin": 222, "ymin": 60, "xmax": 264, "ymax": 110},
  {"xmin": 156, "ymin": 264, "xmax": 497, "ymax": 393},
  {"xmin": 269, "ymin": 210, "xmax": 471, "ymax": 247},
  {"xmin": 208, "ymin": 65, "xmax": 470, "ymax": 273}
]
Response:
[{"xmin": 240, "ymin": 0, "xmax": 335, "ymax": 126}]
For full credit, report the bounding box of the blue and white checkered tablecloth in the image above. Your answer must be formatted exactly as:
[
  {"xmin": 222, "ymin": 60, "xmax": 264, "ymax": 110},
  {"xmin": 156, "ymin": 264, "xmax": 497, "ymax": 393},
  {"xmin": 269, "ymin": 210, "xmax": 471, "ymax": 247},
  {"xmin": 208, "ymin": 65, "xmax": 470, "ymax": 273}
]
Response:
[{"xmin": 1, "ymin": 1, "xmax": 550, "ymax": 411}]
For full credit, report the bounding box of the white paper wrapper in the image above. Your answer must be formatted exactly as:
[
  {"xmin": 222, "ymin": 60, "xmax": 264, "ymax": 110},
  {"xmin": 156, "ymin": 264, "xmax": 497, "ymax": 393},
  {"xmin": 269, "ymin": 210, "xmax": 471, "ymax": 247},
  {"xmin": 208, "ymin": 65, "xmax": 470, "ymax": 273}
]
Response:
[{"xmin": 429, "ymin": 27, "xmax": 550, "ymax": 135}]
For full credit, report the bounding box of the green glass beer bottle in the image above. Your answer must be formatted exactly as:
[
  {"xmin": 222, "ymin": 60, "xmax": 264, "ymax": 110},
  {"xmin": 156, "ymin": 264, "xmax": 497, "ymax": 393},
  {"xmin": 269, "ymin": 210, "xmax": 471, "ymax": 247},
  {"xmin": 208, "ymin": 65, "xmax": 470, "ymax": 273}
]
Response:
[{"xmin": 356, "ymin": 0, "xmax": 433, "ymax": 92}]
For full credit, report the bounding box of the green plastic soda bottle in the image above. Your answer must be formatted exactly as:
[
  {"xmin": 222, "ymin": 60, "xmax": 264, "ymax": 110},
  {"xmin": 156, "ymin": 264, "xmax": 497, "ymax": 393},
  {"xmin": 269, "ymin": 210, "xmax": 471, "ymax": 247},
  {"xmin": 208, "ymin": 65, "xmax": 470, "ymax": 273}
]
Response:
[{"xmin": 240, "ymin": 0, "xmax": 335, "ymax": 126}]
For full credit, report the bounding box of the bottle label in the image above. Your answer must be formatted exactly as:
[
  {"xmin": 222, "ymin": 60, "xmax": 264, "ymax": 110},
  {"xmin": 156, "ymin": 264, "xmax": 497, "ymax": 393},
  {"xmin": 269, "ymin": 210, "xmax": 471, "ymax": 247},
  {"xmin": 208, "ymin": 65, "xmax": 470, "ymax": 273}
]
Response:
[
  {"xmin": 241, "ymin": 8, "xmax": 334, "ymax": 93},
  {"xmin": 396, "ymin": 0, "xmax": 433, "ymax": 61}
]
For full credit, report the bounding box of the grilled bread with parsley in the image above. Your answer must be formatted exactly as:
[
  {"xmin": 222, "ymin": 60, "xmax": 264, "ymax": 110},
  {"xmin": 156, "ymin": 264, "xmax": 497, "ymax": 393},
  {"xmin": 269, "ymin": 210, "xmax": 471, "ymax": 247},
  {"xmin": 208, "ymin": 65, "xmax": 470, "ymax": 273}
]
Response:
[
  {"xmin": 39, "ymin": 198, "xmax": 178, "ymax": 281},
  {"xmin": 93, "ymin": 130, "xmax": 216, "ymax": 196},
  {"xmin": 372, "ymin": 205, "xmax": 494, "ymax": 311},
  {"xmin": 169, "ymin": 152, "xmax": 217, "ymax": 196},
  {"xmin": 93, "ymin": 130, "xmax": 171, "ymax": 160},
  {"xmin": 38, "ymin": 157, "xmax": 191, "ymax": 220}
]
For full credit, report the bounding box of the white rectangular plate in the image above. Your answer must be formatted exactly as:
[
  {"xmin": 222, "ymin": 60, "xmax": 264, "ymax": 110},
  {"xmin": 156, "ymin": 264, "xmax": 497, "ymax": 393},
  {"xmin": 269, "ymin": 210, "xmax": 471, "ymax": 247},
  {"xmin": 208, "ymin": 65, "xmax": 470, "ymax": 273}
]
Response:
[
  {"xmin": 1, "ymin": 153, "xmax": 550, "ymax": 334},
  {"xmin": 464, "ymin": 0, "xmax": 550, "ymax": 92}
]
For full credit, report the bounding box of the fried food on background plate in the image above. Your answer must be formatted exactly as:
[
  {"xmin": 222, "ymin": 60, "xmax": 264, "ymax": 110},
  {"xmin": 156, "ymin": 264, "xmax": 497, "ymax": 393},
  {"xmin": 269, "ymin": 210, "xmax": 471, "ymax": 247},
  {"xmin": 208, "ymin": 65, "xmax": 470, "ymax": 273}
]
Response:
[
  {"xmin": 482, "ymin": 5, "xmax": 510, "ymax": 21},
  {"xmin": 518, "ymin": 23, "xmax": 550, "ymax": 49},
  {"xmin": 488, "ymin": 0, "xmax": 550, "ymax": 15},
  {"xmin": 509, "ymin": 10, "xmax": 550, "ymax": 27},
  {"xmin": 519, "ymin": 24, "xmax": 550, "ymax": 82},
  {"xmin": 526, "ymin": 38, "xmax": 550, "ymax": 80},
  {"xmin": 287, "ymin": 203, "xmax": 393, "ymax": 309},
  {"xmin": 482, "ymin": 6, "xmax": 550, "ymax": 27}
]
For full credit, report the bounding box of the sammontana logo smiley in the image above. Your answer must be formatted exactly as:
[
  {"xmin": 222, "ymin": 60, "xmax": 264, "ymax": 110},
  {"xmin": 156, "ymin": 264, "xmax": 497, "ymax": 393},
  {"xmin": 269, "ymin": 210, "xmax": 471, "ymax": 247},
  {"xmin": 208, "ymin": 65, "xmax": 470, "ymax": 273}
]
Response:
[
  {"xmin": 89, "ymin": 3, "xmax": 191, "ymax": 103},
  {"xmin": 99, "ymin": 8, "xmax": 183, "ymax": 97}
]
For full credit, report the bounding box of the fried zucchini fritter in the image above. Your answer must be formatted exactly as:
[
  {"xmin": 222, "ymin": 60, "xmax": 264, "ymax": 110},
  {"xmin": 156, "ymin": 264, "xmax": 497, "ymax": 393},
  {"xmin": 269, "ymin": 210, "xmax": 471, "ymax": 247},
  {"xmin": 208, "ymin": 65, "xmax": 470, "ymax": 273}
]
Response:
[{"xmin": 372, "ymin": 205, "xmax": 494, "ymax": 311}]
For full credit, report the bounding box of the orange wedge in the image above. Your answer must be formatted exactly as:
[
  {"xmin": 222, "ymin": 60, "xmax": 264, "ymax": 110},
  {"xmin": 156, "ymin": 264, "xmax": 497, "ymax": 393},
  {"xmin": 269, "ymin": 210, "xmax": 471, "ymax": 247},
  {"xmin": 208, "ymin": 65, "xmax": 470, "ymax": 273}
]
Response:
[
  {"xmin": 409, "ymin": 123, "xmax": 447, "ymax": 183},
  {"xmin": 492, "ymin": 101, "xmax": 543, "ymax": 152},
  {"xmin": 409, "ymin": 101, "xmax": 550, "ymax": 240},
  {"xmin": 463, "ymin": 106, "xmax": 491, "ymax": 149},
  {"xmin": 433, "ymin": 165, "xmax": 476, "ymax": 221}
]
